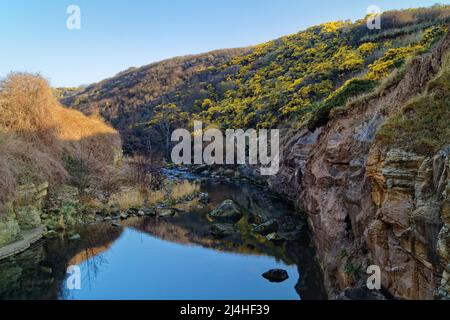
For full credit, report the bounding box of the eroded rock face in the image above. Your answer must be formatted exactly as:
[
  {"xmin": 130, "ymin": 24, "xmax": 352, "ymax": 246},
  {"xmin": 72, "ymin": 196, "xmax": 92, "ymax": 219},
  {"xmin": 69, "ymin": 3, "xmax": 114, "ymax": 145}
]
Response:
[
  {"xmin": 267, "ymin": 32, "xmax": 450, "ymax": 299},
  {"xmin": 0, "ymin": 182, "xmax": 48, "ymax": 252},
  {"xmin": 0, "ymin": 204, "xmax": 21, "ymax": 247},
  {"xmin": 15, "ymin": 182, "xmax": 48, "ymax": 230},
  {"xmin": 437, "ymin": 162, "xmax": 450, "ymax": 300},
  {"xmin": 366, "ymin": 147, "xmax": 449, "ymax": 299},
  {"xmin": 1, "ymin": 182, "xmax": 48, "ymax": 246},
  {"xmin": 337, "ymin": 286, "xmax": 386, "ymax": 300}
]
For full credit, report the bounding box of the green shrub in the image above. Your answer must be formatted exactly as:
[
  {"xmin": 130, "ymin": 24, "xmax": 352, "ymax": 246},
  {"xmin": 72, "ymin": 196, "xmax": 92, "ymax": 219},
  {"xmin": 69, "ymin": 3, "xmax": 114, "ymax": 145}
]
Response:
[
  {"xmin": 344, "ymin": 262, "xmax": 360, "ymax": 278},
  {"xmin": 63, "ymin": 154, "xmax": 91, "ymax": 195},
  {"xmin": 307, "ymin": 78, "xmax": 377, "ymax": 131},
  {"xmin": 376, "ymin": 54, "xmax": 450, "ymax": 155}
]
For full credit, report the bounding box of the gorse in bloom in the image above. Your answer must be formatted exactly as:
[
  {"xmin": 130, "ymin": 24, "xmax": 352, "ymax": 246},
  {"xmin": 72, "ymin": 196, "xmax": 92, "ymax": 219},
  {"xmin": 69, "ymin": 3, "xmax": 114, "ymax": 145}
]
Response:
[{"xmin": 61, "ymin": 5, "xmax": 450, "ymax": 155}]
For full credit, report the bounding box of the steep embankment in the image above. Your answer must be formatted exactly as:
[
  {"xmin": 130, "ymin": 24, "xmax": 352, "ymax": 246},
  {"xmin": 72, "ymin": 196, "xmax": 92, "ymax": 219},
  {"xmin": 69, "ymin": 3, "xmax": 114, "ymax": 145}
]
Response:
[
  {"xmin": 273, "ymin": 29, "xmax": 450, "ymax": 299},
  {"xmin": 0, "ymin": 74, "xmax": 121, "ymax": 250}
]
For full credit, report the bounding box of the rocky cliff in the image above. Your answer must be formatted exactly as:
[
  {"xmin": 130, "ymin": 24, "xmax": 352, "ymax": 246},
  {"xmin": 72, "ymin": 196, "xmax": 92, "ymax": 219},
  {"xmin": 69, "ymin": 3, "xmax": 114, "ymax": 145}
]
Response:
[
  {"xmin": 271, "ymin": 29, "xmax": 450, "ymax": 299},
  {"xmin": 0, "ymin": 182, "xmax": 48, "ymax": 259}
]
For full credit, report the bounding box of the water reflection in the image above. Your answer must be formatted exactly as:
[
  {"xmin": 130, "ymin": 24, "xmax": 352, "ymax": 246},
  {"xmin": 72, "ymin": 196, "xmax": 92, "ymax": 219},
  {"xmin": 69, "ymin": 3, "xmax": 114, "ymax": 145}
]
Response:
[{"xmin": 0, "ymin": 180, "xmax": 326, "ymax": 300}]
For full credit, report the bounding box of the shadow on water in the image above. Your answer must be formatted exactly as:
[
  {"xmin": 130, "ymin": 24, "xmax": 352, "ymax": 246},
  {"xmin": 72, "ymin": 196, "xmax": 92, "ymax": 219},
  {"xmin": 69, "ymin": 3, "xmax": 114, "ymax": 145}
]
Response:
[{"xmin": 0, "ymin": 178, "xmax": 326, "ymax": 300}]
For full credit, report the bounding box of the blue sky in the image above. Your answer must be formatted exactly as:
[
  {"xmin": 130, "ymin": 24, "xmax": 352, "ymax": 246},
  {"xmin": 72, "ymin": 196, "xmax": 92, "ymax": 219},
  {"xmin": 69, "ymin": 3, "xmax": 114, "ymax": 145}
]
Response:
[{"xmin": 1, "ymin": 0, "xmax": 448, "ymax": 87}]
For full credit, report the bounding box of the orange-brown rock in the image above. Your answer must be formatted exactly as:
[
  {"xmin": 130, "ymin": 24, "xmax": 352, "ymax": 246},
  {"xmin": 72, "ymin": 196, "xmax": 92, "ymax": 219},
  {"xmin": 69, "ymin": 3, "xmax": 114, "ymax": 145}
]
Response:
[{"xmin": 267, "ymin": 30, "xmax": 450, "ymax": 299}]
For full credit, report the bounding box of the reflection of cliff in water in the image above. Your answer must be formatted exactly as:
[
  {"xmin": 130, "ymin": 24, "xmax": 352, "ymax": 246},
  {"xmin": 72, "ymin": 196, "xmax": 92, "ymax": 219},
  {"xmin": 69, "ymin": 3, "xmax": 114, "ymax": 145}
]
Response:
[
  {"xmin": 131, "ymin": 215, "xmax": 325, "ymax": 300},
  {"xmin": 0, "ymin": 223, "xmax": 122, "ymax": 300},
  {"xmin": 0, "ymin": 180, "xmax": 326, "ymax": 300},
  {"xmin": 125, "ymin": 179, "xmax": 326, "ymax": 300},
  {"xmin": 197, "ymin": 180, "xmax": 327, "ymax": 300},
  {"xmin": 200, "ymin": 180, "xmax": 289, "ymax": 222}
]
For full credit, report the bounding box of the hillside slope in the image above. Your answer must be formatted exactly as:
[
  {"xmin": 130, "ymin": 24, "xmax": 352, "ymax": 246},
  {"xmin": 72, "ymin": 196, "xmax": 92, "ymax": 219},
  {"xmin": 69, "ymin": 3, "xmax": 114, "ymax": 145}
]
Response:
[
  {"xmin": 0, "ymin": 74, "xmax": 121, "ymax": 247},
  {"xmin": 61, "ymin": 5, "xmax": 450, "ymax": 156},
  {"xmin": 60, "ymin": 48, "xmax": 248, "ymax": 154}
]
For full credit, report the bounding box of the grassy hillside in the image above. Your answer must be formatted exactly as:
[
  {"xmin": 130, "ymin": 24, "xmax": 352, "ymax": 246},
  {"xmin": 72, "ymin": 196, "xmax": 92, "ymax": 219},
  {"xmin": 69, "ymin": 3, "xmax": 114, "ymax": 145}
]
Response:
[
  {"xmin": 0, "ymin": 73, "xmax": 121, "ymax": 209},
  {"xmin": 61, "ymin": 5, "xmax": 450, "ymax": 156},
  {"xmin": 376, "ymin": 51, "xmax": 450, "ymax": 155},
  {"xmin": 60, "ymin": 48, "xmax": 248, "ymax": 153}
]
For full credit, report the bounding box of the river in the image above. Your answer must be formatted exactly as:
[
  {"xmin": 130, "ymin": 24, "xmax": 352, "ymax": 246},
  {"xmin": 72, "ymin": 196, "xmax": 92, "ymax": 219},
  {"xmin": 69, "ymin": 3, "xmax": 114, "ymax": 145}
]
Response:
[{"xmin": 0, "ymin": 176, "xmax": 326, "ymax": 300}]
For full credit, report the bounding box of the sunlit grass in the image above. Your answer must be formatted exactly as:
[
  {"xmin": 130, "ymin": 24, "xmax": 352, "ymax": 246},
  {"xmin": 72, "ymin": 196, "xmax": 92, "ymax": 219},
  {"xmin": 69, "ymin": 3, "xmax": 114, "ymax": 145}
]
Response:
[
  {"xmin": 109, "ymin": 180, "xmax": 199, "ymax": 210},
  {"xmin": 0, "ymin": 73, "xmax": 121, "ymax": 211},
  {"xmin": 109, "ymin": 188, "xmax": 146, "ymax": 210},
  {"xmin": 376, "ymin": 53, "xmax": 450, "ymax": 155},
  {"xmin": 169, "ymin": 181, "xmax": 199, "ymax": 201}
]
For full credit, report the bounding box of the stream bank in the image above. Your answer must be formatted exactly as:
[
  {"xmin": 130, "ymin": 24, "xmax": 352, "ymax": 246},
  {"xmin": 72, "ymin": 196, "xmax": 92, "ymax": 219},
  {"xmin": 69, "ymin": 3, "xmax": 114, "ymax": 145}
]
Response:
[{"xmin": 0, "ymin": 173, "xmax": 327, "ymax": 300}]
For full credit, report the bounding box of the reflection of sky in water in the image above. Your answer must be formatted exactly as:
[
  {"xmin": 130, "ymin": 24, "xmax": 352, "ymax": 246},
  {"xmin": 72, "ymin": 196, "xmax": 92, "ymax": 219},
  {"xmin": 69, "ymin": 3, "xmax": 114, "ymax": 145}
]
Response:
[{"xmin": 61, "ymin": 228, "xmax": 300, "ymax": 300}]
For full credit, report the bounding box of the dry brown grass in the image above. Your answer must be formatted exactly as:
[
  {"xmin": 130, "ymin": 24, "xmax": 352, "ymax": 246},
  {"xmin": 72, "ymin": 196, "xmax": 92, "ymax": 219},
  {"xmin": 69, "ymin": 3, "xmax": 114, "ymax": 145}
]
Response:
[
  {"xmin": 108, "ymin": 180, "xmax": 199, "ymax": 210},
  {"xmin": 108, "ymin": 187, "xmax": 166, "ymax": 210},
  {"xmin": 147, "ymin": 189, "xmax": 166, "ymax": 205},
  {"xmin": 0, "ymin": 73, "xmax": 121, "ymax": 211},
  {"xmin": 109, "ymin": 188, "xmax": 146, "ymax": 210},
  {"xmin": 169, "ymin": 181, "xmax": 199, "ymax": 201},
  {"xmin": 0, "ymin": 73, "xmax": 59, "ymax": 145}
]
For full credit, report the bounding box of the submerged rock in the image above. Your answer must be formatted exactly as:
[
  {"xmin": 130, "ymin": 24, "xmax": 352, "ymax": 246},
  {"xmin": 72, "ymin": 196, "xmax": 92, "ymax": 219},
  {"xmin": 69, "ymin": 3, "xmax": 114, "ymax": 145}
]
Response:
[
  {"xmin": 68, "ymin": 234, "xmax": 81, "ymax": 241},
  {"xmin": 223, "ymin": 169, "xmax": 235, "ymax": 177},
  {"xmin": 253, "ymin": 219, "xmax": 278, "ymax": 236},
  {"xmin": 208, "ymin": 200, "xmax": 243, "ymax": 223},
  {"xmin": 198, "ymin": 193, "xmax": 210, "ymax": 205},
  {"xmin": 142, "ymin": 207, "xmax": 156, "ymax": 216},
  {"xmin": 43, "ymin": 230, "xmax": 58, "ymax": 239},
  {"xmin": 337, "ymin": 287, "xmax": 387, "ymax": 300},
  {"xmin": 193, "ymin": 164, "xmax": 209, "ymax": 174},
  {"xmin": 110, "ymin": 205, "xmax": 121, "ymax": 215},
  {"xmin": 111, "ymin": 221, "xmax": 121, "ymax": 228},
  {"xmin": 158, "ymin": 209, "xmax": 176, "ymax": 218},
  {"xmin": 266, "ymin": 232, "xmax": 287, "ymax": 244},
  {"xmin": 210, "ymin": 223, "xmax": 238, "ymax": 238},
  {"xmin": 126, "ymin": 208, "xmax": 137, "ymax": 216},
  {"xmin": 262, "ymin": 269, "xmax": 289, "ymax": 283}
]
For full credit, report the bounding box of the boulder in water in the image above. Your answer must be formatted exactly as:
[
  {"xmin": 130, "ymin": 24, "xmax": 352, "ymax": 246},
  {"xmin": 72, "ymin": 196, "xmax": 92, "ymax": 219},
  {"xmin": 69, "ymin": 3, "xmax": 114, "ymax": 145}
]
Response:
[
  {"xmin": 198, "ymin": 193, "xmax": 210, "ymax": 204},
  {"xmin": 266, "ymin": 232, "xmax": 286, "ymax": 243},
  {"xmin": 210, "ymin": 223, "xmax": 238, "ymax": 238},
  {"xmin": 253, "ymin": 219, "xmax": 278, "ymax": 236},
  {"xmin": 111, "ymin": 221, "xmax": 121, "ymax": 228},
  {"xmin": 208, "ymin": 200, "xmax": 243, "ymax": 223},
  {"xmin": 158, "ymin": 209, "xmax": 176, "ymax": 218},
  {"xmin": 262, "ymin": 269, "xmax": 289, "ymax": 283},
  {"xmin": 68, "ymin": 234, "xmax": 81, "ymax": 241}
]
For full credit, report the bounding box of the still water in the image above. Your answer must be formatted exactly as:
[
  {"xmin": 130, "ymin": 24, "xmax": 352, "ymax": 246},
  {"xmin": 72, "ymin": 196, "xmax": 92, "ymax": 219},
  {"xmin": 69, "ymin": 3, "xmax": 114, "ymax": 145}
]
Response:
[{"xmin": 0, "ymin": 179, "xmax": 326, "ymax": 300}]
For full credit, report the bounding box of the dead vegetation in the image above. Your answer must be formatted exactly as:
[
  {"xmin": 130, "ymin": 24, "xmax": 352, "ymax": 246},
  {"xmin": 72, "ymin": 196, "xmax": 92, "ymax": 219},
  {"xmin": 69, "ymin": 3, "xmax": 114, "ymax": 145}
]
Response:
[{"xmin": 0, "ymin": 73, "xmax": 121, "ymax": 212}]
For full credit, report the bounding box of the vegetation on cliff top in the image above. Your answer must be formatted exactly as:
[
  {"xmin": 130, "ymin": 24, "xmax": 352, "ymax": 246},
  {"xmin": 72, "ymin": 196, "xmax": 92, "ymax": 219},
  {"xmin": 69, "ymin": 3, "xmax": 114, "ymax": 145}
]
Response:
[{"xmin": 376, "ymin": 52, "xmax": 450, "ymax": 155}]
